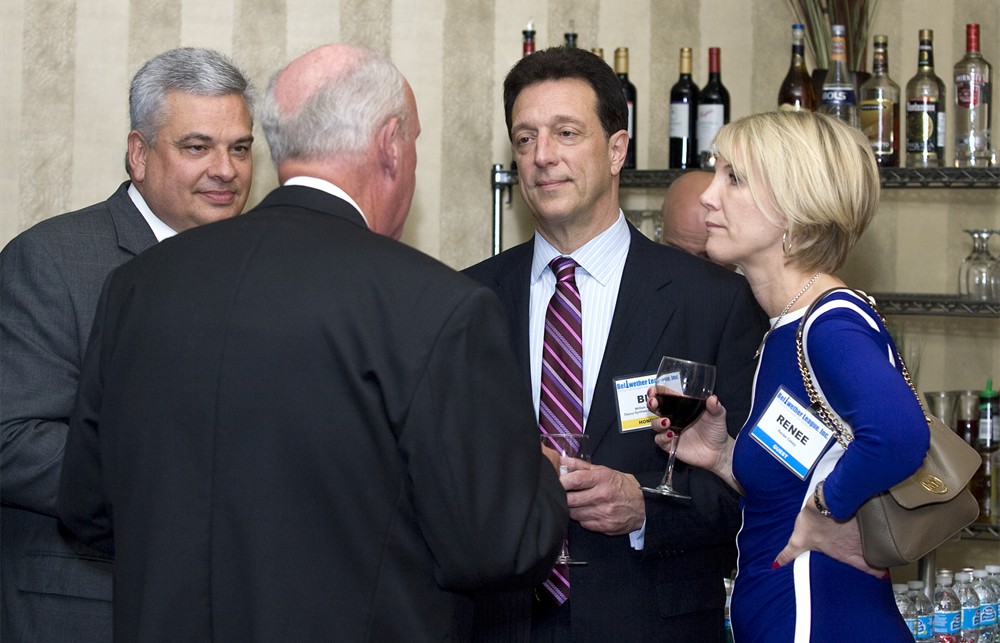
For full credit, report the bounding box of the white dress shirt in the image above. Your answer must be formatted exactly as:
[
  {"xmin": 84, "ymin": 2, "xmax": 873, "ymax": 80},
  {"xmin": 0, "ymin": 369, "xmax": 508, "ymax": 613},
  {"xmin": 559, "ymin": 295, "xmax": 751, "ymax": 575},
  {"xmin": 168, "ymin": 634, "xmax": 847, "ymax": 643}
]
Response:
[{"xmin": 128, "ymin": 184, "xmax": 177, "ymax": 242}]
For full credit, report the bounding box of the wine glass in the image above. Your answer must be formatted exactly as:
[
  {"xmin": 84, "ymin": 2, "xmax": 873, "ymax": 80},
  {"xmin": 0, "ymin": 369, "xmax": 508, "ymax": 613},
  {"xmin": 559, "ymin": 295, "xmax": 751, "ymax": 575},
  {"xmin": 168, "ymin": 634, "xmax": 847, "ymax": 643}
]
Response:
[
  {"xmin": 540, "ymin": 433, "xmax": 590, "ymax": 565},
  {"xmin": 641, "ymin": 356, "xmax": 716, "ymax": 500},
  {"xmin": 958, "ymin": 229, "xmax": 996, "ymax": 300}
]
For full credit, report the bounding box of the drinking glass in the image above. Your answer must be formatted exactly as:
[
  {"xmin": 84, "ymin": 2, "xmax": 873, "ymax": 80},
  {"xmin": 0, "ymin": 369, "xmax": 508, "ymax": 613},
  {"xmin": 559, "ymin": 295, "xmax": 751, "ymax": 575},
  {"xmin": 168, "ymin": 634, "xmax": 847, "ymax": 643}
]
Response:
[
  {"xmin": 540, "ymin": 433, "xmax": 590, "ymax": 565},
  {"xmin": 958, "ymin": 229, "xmax": 996, "ymax": 300},
  {"xmin": 641, "ymin": 356, "xmax": 716, "ymax": 500}
]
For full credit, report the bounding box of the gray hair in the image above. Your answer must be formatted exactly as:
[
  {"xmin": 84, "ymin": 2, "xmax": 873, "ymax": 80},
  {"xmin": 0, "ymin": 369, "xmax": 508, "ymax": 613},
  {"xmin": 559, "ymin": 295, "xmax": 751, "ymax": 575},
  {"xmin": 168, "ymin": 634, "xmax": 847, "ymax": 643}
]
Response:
[
  {"xmin": 259, "ymin": 47, "xmax": 409, "ymax": 165},
  {"xmin": 126, "ymin": 47, "xmax": 256, "ymax": 173}
]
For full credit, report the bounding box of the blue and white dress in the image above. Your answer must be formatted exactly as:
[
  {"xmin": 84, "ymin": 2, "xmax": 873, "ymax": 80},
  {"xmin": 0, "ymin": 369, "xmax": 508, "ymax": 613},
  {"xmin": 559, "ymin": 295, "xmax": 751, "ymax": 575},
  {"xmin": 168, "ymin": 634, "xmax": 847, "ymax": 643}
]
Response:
[{"xmin": 730, "ymin": 289, "xmax": 928, "ymax": 642}]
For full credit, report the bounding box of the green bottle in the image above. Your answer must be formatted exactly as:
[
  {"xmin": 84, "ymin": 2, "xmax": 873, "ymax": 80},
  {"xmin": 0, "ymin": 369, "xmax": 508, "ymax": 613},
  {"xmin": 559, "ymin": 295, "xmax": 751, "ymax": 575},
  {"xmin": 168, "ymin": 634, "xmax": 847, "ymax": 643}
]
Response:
[{"xmin": 979, "ymin": 378, "xmax": 998, "ymax": 453}]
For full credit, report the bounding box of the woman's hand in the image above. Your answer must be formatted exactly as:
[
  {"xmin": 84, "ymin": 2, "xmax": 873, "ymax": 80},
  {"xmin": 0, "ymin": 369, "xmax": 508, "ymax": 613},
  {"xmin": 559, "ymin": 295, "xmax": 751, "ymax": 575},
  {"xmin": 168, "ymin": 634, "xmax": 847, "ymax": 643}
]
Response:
[
  {"xmin": 772, "ymin": 499, "xmax": 887, "ymax": 579},
  {"xmin": 647, "ymin": 390, "xmax": 739, "ymax": 491}
]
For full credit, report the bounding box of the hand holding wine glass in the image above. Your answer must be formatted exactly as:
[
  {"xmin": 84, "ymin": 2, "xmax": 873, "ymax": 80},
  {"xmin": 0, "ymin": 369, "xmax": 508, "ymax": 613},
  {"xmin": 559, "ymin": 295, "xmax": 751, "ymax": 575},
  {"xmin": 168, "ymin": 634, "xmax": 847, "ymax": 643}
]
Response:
[
  {"xmin": 641, "ymin": 356, "xmax": 716, "ymax": 499},
  {"xmin": 540, "ymin": 433, "xmax": 590, "ymax": 565}
]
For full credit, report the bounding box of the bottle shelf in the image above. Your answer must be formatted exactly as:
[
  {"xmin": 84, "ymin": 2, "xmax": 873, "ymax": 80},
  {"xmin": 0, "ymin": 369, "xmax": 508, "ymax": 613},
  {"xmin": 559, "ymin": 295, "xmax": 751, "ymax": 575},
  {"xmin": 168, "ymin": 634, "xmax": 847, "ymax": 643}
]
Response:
[
  {"xmin": 961, "ymin": 523, "xmax": 1000, "ymax": 541},
  {"xmin": 869, "ymin": 294, "xmax": 1000, "ymax": 318}
]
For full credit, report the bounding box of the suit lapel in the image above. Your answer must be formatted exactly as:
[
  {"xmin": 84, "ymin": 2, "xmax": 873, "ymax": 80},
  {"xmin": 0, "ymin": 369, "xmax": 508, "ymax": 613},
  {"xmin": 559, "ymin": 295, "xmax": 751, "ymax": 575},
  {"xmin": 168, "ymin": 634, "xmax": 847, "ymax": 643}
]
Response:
[
  {"xmin": 586, "ymin": 226, "xmax": 678, "ymax": 452},
  {"xmin": 108, "ymin": 182, "xmax": 158, "ymax": 256},
  {"xmin": 492, "ymin": 242, "xmax": 533, "ymax": 385}
]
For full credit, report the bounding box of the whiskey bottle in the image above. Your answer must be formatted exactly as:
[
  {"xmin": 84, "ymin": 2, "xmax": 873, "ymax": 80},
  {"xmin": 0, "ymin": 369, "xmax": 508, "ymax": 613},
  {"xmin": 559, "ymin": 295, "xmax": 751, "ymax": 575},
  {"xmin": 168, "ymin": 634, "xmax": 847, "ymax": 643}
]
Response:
[
  {"xmin": 905, "ymin": 29, "xmax": 946, "ymax": 167},
  {"xmin": 615, "ymin": 47, "xmax": 638, "ymax": 169},
  {"xmin": 954, "ymin": 23, "xmax": 994, "ymax": 167},
  {"xmin": 859, "ymin": 35, "xmax": 900, "ymax": 166},
  {"xmin": 778, "ymin": 24, "xmax": 817, "ymax": 111},
  {"xmin": 818, "ymin": 24, "xmax": 859, "ymax": 128},
  {"xmin": 696, "ymin": 47, "xmax": 729, "ymax": 168},
  {"xmin": 669, "ymin": 47, "xmax": 699, "ymax": 169}
]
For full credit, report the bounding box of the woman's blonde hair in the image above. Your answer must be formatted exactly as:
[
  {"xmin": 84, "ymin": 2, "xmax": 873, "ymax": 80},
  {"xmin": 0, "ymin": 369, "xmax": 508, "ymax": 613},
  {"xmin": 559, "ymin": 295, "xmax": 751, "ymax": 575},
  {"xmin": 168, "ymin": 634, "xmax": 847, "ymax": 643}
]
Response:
[{"xmin": 713, "ymin": 110, "xmax": 880, "ymax": 273}]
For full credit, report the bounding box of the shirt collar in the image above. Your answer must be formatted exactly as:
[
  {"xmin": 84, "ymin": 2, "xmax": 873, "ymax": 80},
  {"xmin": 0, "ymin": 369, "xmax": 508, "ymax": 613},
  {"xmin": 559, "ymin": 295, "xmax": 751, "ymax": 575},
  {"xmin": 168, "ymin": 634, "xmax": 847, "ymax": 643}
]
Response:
[
  {"xmin": 283, "ymin": 176, "xmax": 369, "ymax": 228},
  {"xmin": 128, "ymin": 183, "xmax": 177, "ymax": 242},
  {"xmin": 531, "ymin": 211, "xmax": 630, "ymax": 285}
]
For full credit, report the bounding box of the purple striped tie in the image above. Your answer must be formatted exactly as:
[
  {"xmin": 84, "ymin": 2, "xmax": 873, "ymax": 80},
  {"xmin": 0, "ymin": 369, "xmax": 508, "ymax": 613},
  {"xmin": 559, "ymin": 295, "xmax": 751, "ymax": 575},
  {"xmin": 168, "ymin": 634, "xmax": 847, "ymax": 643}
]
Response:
[{"xmin": 540, "ymin": 256, "xmax": 582, "ymax": 604}]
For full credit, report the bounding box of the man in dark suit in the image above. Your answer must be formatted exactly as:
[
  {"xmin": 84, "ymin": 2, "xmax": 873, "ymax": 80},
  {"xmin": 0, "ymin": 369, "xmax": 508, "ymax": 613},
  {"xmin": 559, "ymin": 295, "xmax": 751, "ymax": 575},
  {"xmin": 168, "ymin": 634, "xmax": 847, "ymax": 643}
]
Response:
[
  {"xmin": 1, "ymin": 47, "xmax": 255, "ymax": 642},
  {"xmin": 57, "ymin": 44, "xmax": 568, "ymax": 641},
  {"xmin": 464, "ymin": 47, "xmax": 768, "ymax": 641}
]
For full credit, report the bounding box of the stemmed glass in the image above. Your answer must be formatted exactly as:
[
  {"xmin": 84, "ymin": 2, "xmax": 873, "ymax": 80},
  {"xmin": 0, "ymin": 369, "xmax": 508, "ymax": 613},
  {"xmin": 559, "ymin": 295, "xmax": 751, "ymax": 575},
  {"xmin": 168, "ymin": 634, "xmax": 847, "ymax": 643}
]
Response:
[
  {"xmin": 958, "ymin": 229, "xmax": 996, "ymax": 300},
  {"xmin": 641, "ymin": 356, "xmax": 716, "ymax": 500},
  {"xmin": 540, "ymin": 433, "xmax": 590, "ymax": 565}
]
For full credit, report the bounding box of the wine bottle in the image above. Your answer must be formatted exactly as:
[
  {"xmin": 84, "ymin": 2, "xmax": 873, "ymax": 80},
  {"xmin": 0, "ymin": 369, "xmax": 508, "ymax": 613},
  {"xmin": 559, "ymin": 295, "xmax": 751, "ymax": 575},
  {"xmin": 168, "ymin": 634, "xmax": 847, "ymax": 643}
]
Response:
[
  {"xmin": 778, "ymin": 24, "xmax": 817, "ymax": 111},
  {"xmin": 615, "ymin": 47, "xmax": 638, "ymax": 169},
  {"xmin": 669, "ymin": 47, "xmax": 699, "ymax": 169},
  {"xmin": 818, "ymin": 24, "xmax": 859, "ymax": 128},
  {"xmin": 564, "ymin": 20, "xmax": 577, "ymax": 48},
  {"xmin": 905, "ymin": 29, "xmax": 946, "ymax": 167},
  {"xmin": 696, "ymin": 47, "xmax": 730, "ymax": 168},
  {"xmin": 859, "ymin": 35, "xmax": 900, "ymax": 166},
  {"xmin": 954, "ymin": 23, "xmax": 994, "ymax": 167},
  {"xmin": 591, "ymin": 47, "xmax": 604, "ymax": 60},
  {"xmin": 522, "ymin": 20, "xmax": 535, "ymax": 57}
]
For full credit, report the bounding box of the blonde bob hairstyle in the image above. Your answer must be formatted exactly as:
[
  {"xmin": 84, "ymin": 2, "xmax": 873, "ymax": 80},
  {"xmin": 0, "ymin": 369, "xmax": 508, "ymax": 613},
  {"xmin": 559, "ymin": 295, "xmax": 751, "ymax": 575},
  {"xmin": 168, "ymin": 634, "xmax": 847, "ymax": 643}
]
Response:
[{"xmin": 712, "ymin": 110, "xmax": 880, "ymax": 273}]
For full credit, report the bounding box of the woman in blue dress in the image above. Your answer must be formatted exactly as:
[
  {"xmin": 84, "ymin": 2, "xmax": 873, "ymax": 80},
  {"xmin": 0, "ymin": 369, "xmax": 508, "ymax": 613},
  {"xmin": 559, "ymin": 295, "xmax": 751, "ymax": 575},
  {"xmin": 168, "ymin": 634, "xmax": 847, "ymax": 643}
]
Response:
[{"xmin": 648, "ymin": 110, "xmax": 928, "ymax": 641}]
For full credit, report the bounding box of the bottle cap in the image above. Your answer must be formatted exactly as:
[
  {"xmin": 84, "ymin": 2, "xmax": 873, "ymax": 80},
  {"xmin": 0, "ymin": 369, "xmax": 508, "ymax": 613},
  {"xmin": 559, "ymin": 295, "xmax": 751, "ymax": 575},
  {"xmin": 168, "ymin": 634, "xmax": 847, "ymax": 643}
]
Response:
[
  {"xmin": 982, "ymin": 378, "xmax": 998, "ymax": 399},
  {"xmin": 907, "ymin": 580, "xmax": 925, "ymax": 590},
  {"xmin": 955, "ymin": 571, "xmax": 971, "ymax": 582},
  {"xmin": 892, "ymin": 583, "xmax": 908, "ymax": 592},
  {"xmin": 974, "ymin": 569, "xmax": 988, "ymax": 579}
]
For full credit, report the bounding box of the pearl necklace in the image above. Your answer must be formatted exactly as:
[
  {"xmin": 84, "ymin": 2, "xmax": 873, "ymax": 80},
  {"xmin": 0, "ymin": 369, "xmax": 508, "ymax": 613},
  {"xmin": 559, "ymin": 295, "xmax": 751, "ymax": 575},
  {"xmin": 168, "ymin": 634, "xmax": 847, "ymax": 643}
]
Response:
[{"xmin": 753, "ymin": 271, "xmax": 824, "ymax": 360}]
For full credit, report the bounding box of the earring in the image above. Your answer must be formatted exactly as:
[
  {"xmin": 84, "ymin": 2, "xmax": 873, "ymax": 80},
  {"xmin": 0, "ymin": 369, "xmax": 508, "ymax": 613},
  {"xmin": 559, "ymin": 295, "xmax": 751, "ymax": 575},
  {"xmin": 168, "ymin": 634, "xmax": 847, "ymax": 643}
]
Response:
[{"xmin": 782, "ymin": 231, "xmax": 790, "ymax": 255}]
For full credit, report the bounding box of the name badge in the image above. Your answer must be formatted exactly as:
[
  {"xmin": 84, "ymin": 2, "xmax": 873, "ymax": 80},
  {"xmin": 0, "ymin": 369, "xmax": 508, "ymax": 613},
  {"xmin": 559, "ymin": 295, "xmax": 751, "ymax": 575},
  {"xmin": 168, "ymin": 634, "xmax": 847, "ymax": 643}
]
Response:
[
  {"xmin": 613, "ymin": 372, "xmax": 658, "ymax": 433},
  {"xmin": 749, "ymin": 387, "xmax": 833, "ymax": 480}
]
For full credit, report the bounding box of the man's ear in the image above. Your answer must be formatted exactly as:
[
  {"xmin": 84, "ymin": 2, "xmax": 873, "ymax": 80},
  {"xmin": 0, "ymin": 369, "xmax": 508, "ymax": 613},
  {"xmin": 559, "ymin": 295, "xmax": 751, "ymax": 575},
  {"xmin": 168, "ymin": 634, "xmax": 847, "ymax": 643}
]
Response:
[
  {"xmin": 608, "ymin": 129, "xmax": 629, "ymax": 175},
  {"xmin": 127, "ymin": 131, "xmax": 149, "ymax": 183},
  {"xmin": 377, "ymin": 117, "xmax": 401, "ymax": 177}
]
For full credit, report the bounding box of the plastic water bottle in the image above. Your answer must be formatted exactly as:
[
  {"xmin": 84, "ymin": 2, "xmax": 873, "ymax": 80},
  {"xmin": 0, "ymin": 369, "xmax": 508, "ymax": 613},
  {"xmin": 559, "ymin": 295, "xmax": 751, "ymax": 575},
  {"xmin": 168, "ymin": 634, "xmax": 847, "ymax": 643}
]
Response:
[
  {"xmin": 936, "ymin": 570, "xmax": 963, "ymax": 643},
  {"xmin": 973, "ymin": 570, "xmax": 998, "ymax": 643},
  {"xmin": 955, "ymin": 571, "xmax": 982, "ymax": 642},
  {"xmin": 910, "ymin": 579, "xmax": 936, "ymax": 641},
  {"xmin": 895, "ymin": 583, "xmax": 918, "ymax": 636},
  {"xmin": 724, "ymin": 576, "xmax": 734, "ymax": 643}
]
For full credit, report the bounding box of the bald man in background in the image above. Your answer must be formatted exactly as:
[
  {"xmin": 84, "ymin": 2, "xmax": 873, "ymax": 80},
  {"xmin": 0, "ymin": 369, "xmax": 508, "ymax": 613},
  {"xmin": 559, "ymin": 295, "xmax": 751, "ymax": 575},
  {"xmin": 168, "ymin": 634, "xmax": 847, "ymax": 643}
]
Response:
[{"xmin": 660, "ymin": 170, "xmax": 716, "ymax": 261}]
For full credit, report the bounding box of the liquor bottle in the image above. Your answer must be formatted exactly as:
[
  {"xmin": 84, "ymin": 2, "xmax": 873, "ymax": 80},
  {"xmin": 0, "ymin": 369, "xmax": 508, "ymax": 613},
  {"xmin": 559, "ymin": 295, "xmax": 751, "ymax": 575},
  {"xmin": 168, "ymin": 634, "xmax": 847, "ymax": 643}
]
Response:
[
  {"xmin": 907, "ymin": 580, "xmax": 935, "ymax": 641},
  {"xmin": 906, "ymin": 29, "xmax": 947, "ymax": 167},
  {"xmin": 860, "ymin": 35, "xmax": 900, "ymax": 166},
  {"xmin": 954, "ymin": 572, "xmax": 981, "ymax": 642},
  {"xmin": 591, "ymin": 47, "xmax": 604, "ymax": 60},
  {"xmin": 669, "ymin": 47, "xmax": 699, "ymax": 169},
  {"xmin": 893, "ymin": 583, "xmax": 917, "ymax": 637},
  {"xmin": 522, "ymin": 20, "xmax": 535, "ymax": 57},
  {"xmin": 972, "ymin": 570, "xmax": 998, "ymax": 643},
  {"xmin": 696, "ymin": 47, "xmax": 730, "ymax": 168},
  {"xmin": 778, "ymin": 24, "xmax": 817, "ymax": 111},
  {"xmin": 934, "ymin": 570, "xmax": 962, "ymax": 642},
  {"xmin": 954, "ymin": 23, "xmax": 994, "ymax": 167},
  {"xmin": 564, "ymin": 20, "xmax": 577, "ymax": 48},
  {"xmin": 615, "ymin": 47, "xmax": 637, "ymax": 169},
  {"xmin": 819, "ymin": 24, "xmax": 859, "ymax": 128}
]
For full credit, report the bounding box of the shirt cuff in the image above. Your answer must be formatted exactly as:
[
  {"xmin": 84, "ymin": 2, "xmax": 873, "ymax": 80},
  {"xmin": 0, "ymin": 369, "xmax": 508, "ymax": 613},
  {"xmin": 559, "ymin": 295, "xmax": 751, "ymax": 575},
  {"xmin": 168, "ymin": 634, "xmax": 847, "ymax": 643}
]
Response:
[{"xmin": 629, "ymin": 518, "xmax": 646, "ymax": 550}]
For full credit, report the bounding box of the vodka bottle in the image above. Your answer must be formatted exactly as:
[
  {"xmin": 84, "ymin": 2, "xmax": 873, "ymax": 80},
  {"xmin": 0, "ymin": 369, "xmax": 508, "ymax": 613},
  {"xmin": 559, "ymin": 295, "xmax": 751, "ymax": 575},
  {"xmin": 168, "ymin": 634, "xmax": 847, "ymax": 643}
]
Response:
[
  {"xmin": 860, "ymin": 35, "xmax": 901, "ymax": 166},
  {"xmin": 910, "ymin": 579, "xmax": 936, "ymax": 641},
  {"xmin": 906, "ymin": 29, "xmax": 947, "ymax": 167},
  {"xmin": 953, "ymin": 23, "xmax": 994, "ymax": 167},
  {"xmin": 895, "ymin": 583, "xmax": 918, "ymax": 637},
  {"xmin": 936, "ymin": 570, "xmax": 963, "ymax": 643},
  {"xmin": 973, "ymin": 570, "xmax": 998, "ymax": 643},
  {"xmin": 955, "ymin": 571, "xmax": 982, "ymax": 642},
  {"xmin": 819, "ymin": 24, "xmax": 859, "ymax": 128}
]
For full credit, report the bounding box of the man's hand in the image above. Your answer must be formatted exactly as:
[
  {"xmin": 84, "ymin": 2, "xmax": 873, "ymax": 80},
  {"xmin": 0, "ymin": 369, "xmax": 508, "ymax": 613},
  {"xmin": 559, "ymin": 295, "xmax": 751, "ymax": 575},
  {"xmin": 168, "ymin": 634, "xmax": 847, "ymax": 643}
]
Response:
[{"xmin": 560, "ymin": 459, "xmax": 645, "ymax": 536}]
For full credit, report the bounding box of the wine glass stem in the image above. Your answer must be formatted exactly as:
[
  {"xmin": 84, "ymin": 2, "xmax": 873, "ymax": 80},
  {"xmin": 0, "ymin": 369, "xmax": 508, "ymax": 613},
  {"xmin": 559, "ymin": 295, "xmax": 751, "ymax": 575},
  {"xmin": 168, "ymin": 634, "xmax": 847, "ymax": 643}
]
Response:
[{"xmin": 661, "ymin": 439, "xmax": 680, "ymax": 489}]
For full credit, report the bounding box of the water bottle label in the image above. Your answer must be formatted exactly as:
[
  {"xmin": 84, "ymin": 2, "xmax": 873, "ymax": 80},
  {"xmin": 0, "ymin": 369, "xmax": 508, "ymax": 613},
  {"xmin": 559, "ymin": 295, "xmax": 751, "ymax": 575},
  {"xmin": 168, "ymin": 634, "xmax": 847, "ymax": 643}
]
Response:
[
  {"xmin": 961, "ymin": 605, "xmax": 980, "ymax": 629},
  {"xmin": 934, "ymin": 610, "xmax": 960, "ymax": 634},
  {"xmin": 903, "ymin": 617, "xmax": 916, "ymax": 634},
  {"xmin": 915, "ymin": 614, "xmax": 933, "ymax": 639},
  {"xmin": 980, "ymin": 602, "xmax": 997, "ymax": 625}
]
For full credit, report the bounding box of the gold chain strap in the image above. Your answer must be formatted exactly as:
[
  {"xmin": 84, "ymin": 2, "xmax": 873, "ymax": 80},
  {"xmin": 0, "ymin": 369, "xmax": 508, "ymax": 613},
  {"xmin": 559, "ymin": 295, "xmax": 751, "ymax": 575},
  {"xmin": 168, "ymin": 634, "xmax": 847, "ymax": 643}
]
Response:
[{"xmin": 795, "ymin": 288, "xmax": 930, "ymax": 450}]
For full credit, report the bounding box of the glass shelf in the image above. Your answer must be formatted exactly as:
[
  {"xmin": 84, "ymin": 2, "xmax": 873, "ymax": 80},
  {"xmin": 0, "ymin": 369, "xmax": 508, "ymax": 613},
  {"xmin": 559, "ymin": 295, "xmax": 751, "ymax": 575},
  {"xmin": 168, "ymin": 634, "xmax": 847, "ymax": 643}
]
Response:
[{"xmin": 869, "ymin": 294, "xmax": 1000, "ymax": 318}]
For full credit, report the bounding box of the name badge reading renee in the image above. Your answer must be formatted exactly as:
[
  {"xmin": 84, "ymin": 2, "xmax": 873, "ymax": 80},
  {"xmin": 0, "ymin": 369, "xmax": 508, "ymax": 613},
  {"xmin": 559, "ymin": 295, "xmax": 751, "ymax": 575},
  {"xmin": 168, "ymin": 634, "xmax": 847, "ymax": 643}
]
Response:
[
  {"xmin": 613, "ymin": 372, "xmax": 658, "ymax": 433},
  {"xmin": 749, "ymin": 387, "xmax": 834, "ymax": 480}
]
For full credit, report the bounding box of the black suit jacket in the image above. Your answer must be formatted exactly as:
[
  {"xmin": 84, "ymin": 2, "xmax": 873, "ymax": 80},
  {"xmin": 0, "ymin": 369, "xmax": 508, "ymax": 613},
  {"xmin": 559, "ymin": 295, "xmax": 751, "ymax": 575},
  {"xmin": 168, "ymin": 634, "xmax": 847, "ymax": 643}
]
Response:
[
  {"xmin": 57, "ymin": 185, "xmax": 568, "ymax": 642},
  {"xmin": 1, "ymin": 182, "xmax": 156, "ymax": 642},
  {"xmin": 463, "ymin": 224, "xmax": 768, "ymax": 642}
]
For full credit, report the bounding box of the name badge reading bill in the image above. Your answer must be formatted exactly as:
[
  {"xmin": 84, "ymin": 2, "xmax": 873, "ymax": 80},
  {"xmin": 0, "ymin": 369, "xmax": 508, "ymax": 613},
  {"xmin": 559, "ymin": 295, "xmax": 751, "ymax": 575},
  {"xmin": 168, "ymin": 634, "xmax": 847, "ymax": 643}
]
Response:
[
  {"xmin": 613, "ymin": 372, "xmax": 658, "ymax": 433},
  {"xmin": 749, "ymin": 386, "xmax": 834, "ymax": 480}
]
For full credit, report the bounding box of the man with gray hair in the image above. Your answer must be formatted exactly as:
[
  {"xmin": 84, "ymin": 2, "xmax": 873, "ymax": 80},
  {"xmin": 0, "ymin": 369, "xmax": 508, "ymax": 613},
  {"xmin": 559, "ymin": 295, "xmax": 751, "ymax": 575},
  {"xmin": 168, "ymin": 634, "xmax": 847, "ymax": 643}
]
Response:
[
  {"xmin": 56, "ymin": 43, "xmax": 566, "ymax": 641},
  {"xmin": 1, "ymin": 46, "xmax": 254, "ymax": 642}
]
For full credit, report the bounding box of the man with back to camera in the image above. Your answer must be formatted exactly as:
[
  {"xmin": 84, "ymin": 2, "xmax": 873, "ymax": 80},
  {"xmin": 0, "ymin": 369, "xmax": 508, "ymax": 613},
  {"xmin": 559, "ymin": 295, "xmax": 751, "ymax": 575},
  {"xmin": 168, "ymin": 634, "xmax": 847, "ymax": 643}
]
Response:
[
  {"xmin": 464, "ymin": 46, "xmax": 768, "ymax": 641},
  {"xmin": 1, "ymin": 46, "xmax": 255, "ymax": 642},
  {"xmin": 660, "ymin": 170, "xmax": 712, "ymax": 258},
  {"xmin": 57, "ymin": 43, "xmax": 568, "ymax": 641}
]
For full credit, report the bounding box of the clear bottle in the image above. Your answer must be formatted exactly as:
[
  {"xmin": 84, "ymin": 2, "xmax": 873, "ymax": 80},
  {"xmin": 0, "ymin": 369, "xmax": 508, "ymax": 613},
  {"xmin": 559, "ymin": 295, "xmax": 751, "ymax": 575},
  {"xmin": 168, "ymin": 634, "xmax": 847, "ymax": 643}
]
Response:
[
  {"xmin": 724, "ymin": 576, "xmax": 734, "ymax": 643},
  {"xmin": 860, "ymin": 35, "xmax": 901, "ymax": 166},
  {"xmin": 954, "ymin": 23, "xmax": 994, "ymax": 167},
  {"xmin": 972, "ymin": 570, "xmax": 998, "ymax": 643},
  {"xmin": 615, "ymin": 47, "xmax": 638, "ymax": 170},
  {"xmin": 778, "ymin": 24, "xmax": 817, "ymax": 112},
  {"xmin": 819, "ymin": 24, "xmax": 859, "ymax": 128},
  {"xmin": 936, "ymin": 570, "xmax": 962, "ymax": 643},
  {"xmin": 906, "ymin": 29, "xmax": 947, "ymax": 167},
  {"xmin": 696, "ymin": 46, "xmax": 730, "ymax": 167},
  {"xmin": 955, "ymin": 571, "xmax": 982, "ymax": 642},
  {"xmin": 669, "ymin": 47, "xmax": 700, "ymax": 169},
  {"xmin": 909, "ymin": 579, "xmax": 936, "ymax": 642},
  {"xmin": 895, "ymin": 583, "xmax": 918, "ymax": 637}
]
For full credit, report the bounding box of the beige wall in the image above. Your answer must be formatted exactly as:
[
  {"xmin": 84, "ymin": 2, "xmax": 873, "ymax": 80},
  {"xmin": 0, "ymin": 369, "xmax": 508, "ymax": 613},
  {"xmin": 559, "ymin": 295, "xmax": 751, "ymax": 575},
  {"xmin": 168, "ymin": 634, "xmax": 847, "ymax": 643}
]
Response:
[{"xmin": 2, "ymin": 0, "xmax": 998, "ymax": 391}]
